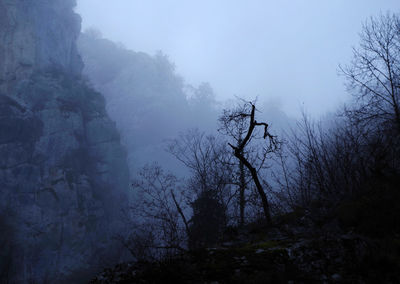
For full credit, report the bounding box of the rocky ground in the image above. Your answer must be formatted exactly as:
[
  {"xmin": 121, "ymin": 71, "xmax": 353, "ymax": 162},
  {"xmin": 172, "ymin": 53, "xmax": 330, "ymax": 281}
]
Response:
[{"xmin": 90, "ymin": 204, "xmax": 400, "ymax": 283}]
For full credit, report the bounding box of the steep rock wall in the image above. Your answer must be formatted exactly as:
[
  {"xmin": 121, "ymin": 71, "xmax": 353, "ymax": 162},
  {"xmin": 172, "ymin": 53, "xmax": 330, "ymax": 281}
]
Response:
[
  {"xmin": 0, "ymin": 0, "xmax": 82, "ymax": 93},
  {"xmin": 0, "ymin": 1, "xmax": 131, "ymax": 282}
]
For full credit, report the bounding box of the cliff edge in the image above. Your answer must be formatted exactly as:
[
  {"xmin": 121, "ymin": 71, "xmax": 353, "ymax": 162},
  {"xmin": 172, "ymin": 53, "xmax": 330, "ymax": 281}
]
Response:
[{"xmin": 0, "ymin": 1, "xmax": 131, "ymax": 282}]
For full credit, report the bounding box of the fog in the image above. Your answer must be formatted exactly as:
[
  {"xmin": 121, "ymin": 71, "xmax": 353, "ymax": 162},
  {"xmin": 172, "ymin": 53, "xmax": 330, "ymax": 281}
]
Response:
[
  {"xmin": 2, "ymin": 2, "xmax": 400, "ymax": 281},
  {"xmin": 76, "ymin": 0, "xmax": 399, "ymax": 117}
]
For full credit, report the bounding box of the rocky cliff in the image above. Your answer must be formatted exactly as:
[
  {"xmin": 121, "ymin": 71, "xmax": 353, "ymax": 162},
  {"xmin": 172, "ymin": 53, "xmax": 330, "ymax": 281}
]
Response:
[{"xmin": 0, "ymin": 1, "xmax": 131, "ymax": 282}]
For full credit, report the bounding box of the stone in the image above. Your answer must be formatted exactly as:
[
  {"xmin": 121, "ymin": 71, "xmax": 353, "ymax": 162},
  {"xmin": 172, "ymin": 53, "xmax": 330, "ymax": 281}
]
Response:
[
  {"xmin": 0, "ymin": 0, "xmax": 83, "ymax": 94},
  {"xmin": 0, "ymin": 1, "xmax": 131, "ymax": 283}
]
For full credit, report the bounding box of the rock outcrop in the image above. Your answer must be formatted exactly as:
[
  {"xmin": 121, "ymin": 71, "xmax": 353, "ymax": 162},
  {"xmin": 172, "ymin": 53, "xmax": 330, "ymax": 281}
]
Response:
[
  {"xmin": 0, "ymin": 0, "xmax": 83, "ymax": 93},
  {"xmin": 0, "ymin": 1, "xmax": 131, "ymax": 282}
]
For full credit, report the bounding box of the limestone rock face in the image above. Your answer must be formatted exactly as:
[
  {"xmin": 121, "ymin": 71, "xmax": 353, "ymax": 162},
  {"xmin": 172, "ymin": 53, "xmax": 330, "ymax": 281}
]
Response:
[
  {"xmin": 0, "ymin": 0, "xmax": 83, "ymax": 93},
  {"xmin": 0, "ymin": 1, "xmax": 131, "ymax": 283}
]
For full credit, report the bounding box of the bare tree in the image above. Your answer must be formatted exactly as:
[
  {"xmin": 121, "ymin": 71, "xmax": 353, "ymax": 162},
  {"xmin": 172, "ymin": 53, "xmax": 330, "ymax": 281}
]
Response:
[
  {"xmin": 340, "ymin": 12, "xmax": 400, "ymax": 130},
  {"xmin": 272, "ymin": 108, "xmax": 400, "ymax": 214},
  {"xmin": 167, "ymin": 129, "xmax": 236, "ymax": 218},
  {"xmin": 167, "ymin": 130, "xmax": 239, "ymax": 246},
  {"xmin": 130, "ymin": 164, "xmax": 189, "ymax": 258},
  {"xmin": 219, "ymin": 100, "xmax": 279, "ymax": 224},
  {"xmin": 218, "ymin": 101, "xmax": 252, "ymax": 226}
]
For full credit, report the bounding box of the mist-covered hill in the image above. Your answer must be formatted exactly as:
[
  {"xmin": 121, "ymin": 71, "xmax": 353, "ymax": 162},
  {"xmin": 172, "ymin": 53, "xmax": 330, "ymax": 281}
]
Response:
[
  {"xmin": 78, "ymin": 31, "xmax": 295, "ymax": 175},
  {"xmin": 78, "ymin": 31, "xmax": 220, "ymax": 174}
]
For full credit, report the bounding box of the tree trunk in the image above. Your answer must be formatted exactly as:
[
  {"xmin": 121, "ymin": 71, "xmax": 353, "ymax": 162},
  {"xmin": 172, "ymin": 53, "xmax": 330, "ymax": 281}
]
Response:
[
  {"xmin": 233, "ymin": 149, "xmax": 272, "ymax": 224},
  {"xmin": 239, "ymin": 159, "xmax": 246, "ymax": 226}
]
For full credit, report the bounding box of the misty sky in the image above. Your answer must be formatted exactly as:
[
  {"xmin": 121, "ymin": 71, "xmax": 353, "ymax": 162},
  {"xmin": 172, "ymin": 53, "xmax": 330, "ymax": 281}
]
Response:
[{"xmin": 76, "ymin": 0, "xmax": 400, "ymax": 117}]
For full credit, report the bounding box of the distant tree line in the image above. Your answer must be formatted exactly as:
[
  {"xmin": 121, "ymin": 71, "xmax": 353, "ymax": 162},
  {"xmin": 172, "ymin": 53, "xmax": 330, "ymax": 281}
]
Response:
[{"xmin": 78, "ymin": 32, "xmax": 220, "ymax": 174}]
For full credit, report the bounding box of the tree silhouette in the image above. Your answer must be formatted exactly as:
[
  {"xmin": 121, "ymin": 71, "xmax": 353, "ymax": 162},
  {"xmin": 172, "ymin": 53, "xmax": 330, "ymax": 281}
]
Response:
[
  {"xmin": 219, "ymin": 100, "xmax": 279, "ymax": 224},
  {"xmin": 340, "ymin": 12, "xmax": 400, "ymax": 130}
]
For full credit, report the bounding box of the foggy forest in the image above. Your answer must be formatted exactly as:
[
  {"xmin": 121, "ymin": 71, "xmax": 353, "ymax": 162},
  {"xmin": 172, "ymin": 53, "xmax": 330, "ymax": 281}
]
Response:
[{"xmin": 1, "ymin": 0, "xmax": 400, "ymax": 283}]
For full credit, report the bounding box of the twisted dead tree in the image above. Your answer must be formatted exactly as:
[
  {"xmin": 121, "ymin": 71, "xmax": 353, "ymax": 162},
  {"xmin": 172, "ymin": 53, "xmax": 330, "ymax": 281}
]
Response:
[{"xmin": 219, "ymin": 100, "xmax": 278, "ymax": 224}]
